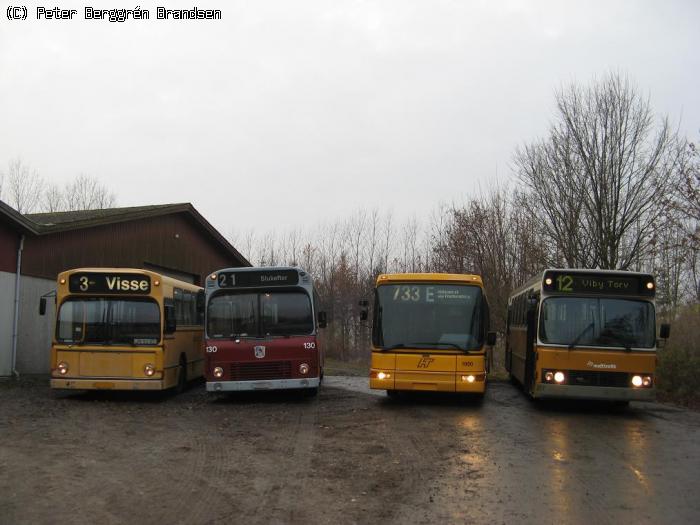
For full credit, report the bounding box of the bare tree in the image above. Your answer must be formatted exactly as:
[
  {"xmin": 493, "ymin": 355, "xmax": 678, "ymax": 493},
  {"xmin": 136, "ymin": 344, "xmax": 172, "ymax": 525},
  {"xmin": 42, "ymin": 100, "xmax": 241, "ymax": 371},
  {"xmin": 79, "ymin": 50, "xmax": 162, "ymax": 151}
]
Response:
[
  {"xmin": 515, "ymin": 132, "xmax": 593, "ymax": 267},
  {"xmin": 671, "ymin": 141, "xmax": 700, "ymax": 300},
  {"xmin": 515, "ymin": 73, "xmax": 684, "ymax": 270},
  {"xmin": 432, "ymin": 186, "xmax": 549, "ymax": 331},
  {"xmin": 63, "ymin": 174, "xmax": 116, "ymax": 211},
  {"xmin": 42, "ymin": 182, "xmax": 66, "ymax": 212},
  {"xmin": 4, "ymin": 158, "xmax": 44, "ymax": 213}
]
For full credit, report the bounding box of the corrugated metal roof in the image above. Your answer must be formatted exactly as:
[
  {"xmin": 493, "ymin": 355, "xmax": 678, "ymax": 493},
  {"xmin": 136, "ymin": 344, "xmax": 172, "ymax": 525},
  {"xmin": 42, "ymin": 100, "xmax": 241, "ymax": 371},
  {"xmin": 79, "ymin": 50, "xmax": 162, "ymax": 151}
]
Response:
[
  {"xmin": 2, "ymin": 200, "xmax": 250, "ymax": 266},
  {"xmin": 27, "ymin": 203, "xmax": 192, "ymax": 231}
]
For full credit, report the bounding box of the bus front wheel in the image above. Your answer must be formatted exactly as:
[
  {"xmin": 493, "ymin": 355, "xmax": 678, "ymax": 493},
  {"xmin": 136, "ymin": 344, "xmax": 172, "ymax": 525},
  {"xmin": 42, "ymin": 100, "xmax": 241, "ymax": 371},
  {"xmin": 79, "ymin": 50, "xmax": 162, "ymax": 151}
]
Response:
[{"xmin": 175, "ymin": 356, "xmax": 187, "ymax": 394}]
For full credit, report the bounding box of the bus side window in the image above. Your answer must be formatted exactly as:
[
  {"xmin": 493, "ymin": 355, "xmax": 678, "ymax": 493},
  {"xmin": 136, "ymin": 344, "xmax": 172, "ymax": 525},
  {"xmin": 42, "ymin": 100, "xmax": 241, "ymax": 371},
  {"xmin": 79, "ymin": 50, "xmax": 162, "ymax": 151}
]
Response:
[
  {"xmin": 196, "ymin": 290, "xmax": 205, "ymax": 326},
  {"xmin": 164, "ymin": 298, "xmax": 177, "ymax": 333},
  {"xmin": 174, "ymin": 288, "xmax": 184, "ymax": 325}
]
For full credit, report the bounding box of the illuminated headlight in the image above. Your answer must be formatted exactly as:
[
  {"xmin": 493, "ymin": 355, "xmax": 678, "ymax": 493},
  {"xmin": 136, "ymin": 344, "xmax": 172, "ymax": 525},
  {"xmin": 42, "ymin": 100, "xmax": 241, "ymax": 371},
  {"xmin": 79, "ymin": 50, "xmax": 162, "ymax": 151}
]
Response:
[
  {"xmin": 213, "ymin": 367, "xmax": 224, "ymax": 378},
  {"xmin": 57, "ymin": 362, "xmax": 69, "ymax": 375},
  {"xmin": 144, "ymin": 364, "xmax": 155, "ymax": 377},
  {"xmin": 545, "ymin": 371, "xmax": 554, "ymax": 382},
  {"xmin": 631, "ymin": 375, "xmax": 643, "ymax": 387},
  {"xmin": 642, "ymin": 376, "xmax": 652, "ymax": 387},
  {"xmin": 375, "ymin": 371, "xmax": 391, "ymax": 380},
  {"xmin": 299, "ymin": 363, "xmax": 310, "ymax": 375},
  {"xmin": 554, "ymin": 371, "xmax": 566, "ymax": 384},
  {"xmin": 461, "ymin": 375, "xmax": 476, "ymax": 383}
]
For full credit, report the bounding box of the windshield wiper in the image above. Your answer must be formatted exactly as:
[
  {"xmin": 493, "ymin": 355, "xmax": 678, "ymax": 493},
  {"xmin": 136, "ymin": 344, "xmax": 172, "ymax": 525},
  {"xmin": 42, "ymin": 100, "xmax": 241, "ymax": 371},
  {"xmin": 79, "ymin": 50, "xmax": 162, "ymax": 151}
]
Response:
[
  {"xmin": 411, "ymin": 342, "xmax": 466, "ymax": 351},
  {"xmin": 382, "ymin": 342, "xmax": 467, "ymax": 351},
  {"xmin": 568, "ymin": 323, "xmax": 594, "ymax": 349}
]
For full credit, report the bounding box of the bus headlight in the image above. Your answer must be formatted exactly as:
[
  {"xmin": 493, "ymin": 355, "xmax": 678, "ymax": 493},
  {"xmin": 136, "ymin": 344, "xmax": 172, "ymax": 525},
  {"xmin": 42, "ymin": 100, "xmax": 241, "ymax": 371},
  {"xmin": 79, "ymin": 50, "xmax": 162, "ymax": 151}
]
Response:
[
  {"xmin": 544, "ymin": 371, "xmax": 554, "ymax": 382},
  {"xmin": 299, "ymin": 363, "xmax": 310, "ymax": 375},
  {"xmin": 631, "ymin": 375, "xmax": 643, "ymax": 387},
  {"xmin": 554, "ymin": 371, "xmax": 566, "ymax": 384},
  {"xmin": 461, "ymin": 375, "xmax": 476, "ymax": 383},
  {"xmin": 57, "ymin": 362, "xmax": 69, "ymax": 375},
  {"xmin": 213, "ymin": 367, "xmax": 224, "ymax": 378},
  {"xmin": 642, "ymin": 376, "xmax": 652, "ymax": 387},
  {"xmin": 144, "ymin": 364, "xmax": 155, "ymax": 377}
]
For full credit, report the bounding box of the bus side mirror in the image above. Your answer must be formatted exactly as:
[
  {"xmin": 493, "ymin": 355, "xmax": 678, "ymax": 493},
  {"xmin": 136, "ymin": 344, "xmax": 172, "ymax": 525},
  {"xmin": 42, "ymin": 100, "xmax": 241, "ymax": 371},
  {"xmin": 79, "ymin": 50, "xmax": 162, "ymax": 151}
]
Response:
[
  {"xmin": 164, "ymin": 305, "xmax": 177, "ymax": 334},
  {"xmin": 39, "ymin": 297, "xmax": 47, "ymax": 316},
  {"xmin": 486, "ymin": 331, "xmax": 497, "ymax": 346},
  {"xmin": 659, "ymin": 323, "xmax": 671, "ymax": 340},
  {"xmin": 317, "ymin": 311, "xmax": 327, "ymax": 329}
]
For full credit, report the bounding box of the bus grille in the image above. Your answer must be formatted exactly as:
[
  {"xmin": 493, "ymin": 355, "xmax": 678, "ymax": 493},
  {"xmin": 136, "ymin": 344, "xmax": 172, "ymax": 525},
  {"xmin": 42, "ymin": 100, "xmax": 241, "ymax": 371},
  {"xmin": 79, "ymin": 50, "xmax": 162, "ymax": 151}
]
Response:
[
  {"xmin": 230, "ymin": 361, "xmax": 292, "ymax": 381},
  {"xmin": 568, "ymin": 370, "xmax": 630, "ymax": 388}
]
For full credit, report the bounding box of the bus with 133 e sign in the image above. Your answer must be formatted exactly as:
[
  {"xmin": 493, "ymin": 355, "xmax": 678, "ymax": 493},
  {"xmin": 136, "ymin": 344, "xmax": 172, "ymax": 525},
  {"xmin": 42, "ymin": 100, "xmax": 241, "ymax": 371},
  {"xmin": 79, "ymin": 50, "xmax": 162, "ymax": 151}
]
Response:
[
  {"xmin": 204, "ymin": 267, "xmax": 326, "ymax": 395},
  {"xmin": 368, "ymin": 273, "xmax": 497, "ymax": 396}
]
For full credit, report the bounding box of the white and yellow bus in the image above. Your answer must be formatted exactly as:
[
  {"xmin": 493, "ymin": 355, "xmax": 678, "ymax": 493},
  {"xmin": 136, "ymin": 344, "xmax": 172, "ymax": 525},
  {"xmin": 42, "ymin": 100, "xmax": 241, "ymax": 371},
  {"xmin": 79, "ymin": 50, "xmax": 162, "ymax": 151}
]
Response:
[
  {"xmin": 43, "ymin": 268, "xmax": 205, "ymax": 392},
  {"xmin": 506, "ymin": 269, "xmax": 669, "ymax": 401},
  {"xmin": 368, "ymin": 273, "xmax": 496, "ymax": 396}
]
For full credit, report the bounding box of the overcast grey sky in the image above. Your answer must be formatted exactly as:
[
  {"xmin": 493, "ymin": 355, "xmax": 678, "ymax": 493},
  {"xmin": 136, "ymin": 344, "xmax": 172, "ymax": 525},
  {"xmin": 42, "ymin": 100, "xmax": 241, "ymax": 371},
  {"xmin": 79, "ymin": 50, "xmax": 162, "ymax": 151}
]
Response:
[{"xmin": 1, "ymin": 0, "xmax": 698, "ymax": 237}]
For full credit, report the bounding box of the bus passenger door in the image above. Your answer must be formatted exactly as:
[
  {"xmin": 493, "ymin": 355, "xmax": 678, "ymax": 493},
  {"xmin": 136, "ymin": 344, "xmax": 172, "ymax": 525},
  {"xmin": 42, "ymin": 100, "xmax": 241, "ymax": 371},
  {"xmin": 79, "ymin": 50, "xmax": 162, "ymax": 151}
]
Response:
[{"xmin": 524, "ymin": 297, "xmax": 537, "ymax": 395}]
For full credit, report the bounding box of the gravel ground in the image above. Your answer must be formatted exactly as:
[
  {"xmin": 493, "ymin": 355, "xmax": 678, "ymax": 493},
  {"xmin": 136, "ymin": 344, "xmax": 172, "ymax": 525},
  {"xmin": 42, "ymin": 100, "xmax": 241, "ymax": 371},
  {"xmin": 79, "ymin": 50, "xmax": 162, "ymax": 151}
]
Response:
[{"xmin": 1, "ymin": 376, "xmax": 699, "ymax": 525}]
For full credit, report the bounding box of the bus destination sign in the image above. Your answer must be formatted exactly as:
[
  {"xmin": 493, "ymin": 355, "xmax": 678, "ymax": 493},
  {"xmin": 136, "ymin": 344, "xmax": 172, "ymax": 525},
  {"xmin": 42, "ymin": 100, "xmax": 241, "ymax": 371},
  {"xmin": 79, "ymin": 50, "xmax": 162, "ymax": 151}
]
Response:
[
  {"xmin": 68, "ymin": 273, "xmax": 151, "ymax": 294},
  {"xmin": 543, "ymin": 271, "xmax": 654, "ymax": 296},
  {"xmin": 217, "ymin": 269, "xmax": 299, "ymax": 288}
]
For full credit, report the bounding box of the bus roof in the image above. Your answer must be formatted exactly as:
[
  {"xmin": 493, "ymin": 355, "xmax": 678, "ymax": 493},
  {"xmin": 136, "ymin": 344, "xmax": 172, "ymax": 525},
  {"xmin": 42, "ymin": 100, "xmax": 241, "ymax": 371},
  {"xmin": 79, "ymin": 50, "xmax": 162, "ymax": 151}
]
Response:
[{"xmin": 376, "ymin": 273, "xmax": 484, "ymax": 286}]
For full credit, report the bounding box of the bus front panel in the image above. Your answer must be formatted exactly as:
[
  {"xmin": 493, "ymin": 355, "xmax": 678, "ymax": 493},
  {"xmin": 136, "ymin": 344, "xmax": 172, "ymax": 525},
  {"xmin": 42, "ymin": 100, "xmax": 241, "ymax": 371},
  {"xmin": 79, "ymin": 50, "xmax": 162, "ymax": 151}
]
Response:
[
  {"xmin": 370, "ymin": 351, "xmax": 486, "ymax": 393},
  {"xmin": 533, "ymin": 346, "xmax": 656, "ymax": 400}
]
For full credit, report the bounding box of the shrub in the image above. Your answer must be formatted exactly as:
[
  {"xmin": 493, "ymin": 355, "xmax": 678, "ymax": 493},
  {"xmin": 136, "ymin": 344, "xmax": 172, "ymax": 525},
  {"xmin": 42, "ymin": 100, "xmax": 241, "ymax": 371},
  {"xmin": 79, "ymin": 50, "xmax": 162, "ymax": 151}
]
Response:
[{"xmin": 656, "ymin": 305, "xmax": 700, "ymax": 406}]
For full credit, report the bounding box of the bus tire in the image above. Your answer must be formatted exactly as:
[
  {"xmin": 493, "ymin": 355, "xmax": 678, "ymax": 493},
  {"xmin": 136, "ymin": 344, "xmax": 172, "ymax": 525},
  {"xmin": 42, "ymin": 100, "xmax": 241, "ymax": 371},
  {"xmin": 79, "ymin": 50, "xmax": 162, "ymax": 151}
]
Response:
[
  {"xmin": 175, "ymin": 356, "xmax": 187, "ymax": 394},
  {"xmin": 386, "ymin": 389, "xmax": 399, "ymax": 399}
]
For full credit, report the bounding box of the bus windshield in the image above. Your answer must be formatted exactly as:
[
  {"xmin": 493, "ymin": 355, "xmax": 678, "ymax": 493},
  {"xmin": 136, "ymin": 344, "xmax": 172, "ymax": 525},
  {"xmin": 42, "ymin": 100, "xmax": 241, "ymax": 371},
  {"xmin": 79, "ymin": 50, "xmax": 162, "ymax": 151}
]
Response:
[
  {"xmin": 56, "ymin": 298, "xmax": 160, "ymax": 345},
  {"xmin": 207, "ymin": 290, "xmax": 313, "ymax": 338},
  {"xmin": 376, "ymin": 284, "xmax": 484, "ymax": 351},
  {"xmin": 539, "ymin": 297, "xmax": 656, "ymax": 349}
]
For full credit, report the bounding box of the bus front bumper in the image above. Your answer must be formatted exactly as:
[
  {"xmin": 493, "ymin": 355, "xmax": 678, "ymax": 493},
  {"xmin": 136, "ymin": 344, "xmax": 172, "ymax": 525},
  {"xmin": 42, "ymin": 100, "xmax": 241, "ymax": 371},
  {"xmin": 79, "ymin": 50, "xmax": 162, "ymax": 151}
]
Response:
[
  {"xmin": 51, "ymin": 378, "xmax": 164, "ymax": 390},
  {"xmin": 206, "ymin": 377, "xmax": 320, "ymax": 392},
  {"xmin": 534, "ymin": 383, "xmax": 656, "ymax": 401},
  {"xmin": 370, "ymin": 370, "xmax": 486, "ymax": 393}
]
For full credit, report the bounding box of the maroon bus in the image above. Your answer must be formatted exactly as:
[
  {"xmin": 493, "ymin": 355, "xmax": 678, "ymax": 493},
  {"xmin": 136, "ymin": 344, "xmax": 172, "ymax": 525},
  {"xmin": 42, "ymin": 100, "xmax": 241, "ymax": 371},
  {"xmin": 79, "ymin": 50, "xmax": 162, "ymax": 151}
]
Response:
[{"xmin": 204, "ymin": 267, "xmax": 326, "ymax": 395}]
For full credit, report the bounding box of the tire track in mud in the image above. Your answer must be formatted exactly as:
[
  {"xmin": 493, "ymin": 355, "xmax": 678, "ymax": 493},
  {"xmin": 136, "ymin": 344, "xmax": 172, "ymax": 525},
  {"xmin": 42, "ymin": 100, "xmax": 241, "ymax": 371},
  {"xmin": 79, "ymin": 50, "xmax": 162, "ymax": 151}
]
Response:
[
  {"xmin": 143, "ymin": 394, "xmax": 217, "ymax": 525},
  {"xmin": 375, "ymin": 401, "xmax": 450, "ymax": 525},
  {"xmin": 186, "ymin": 394, "xmax": 322, "ymax": 525},
  {"xmin": 250, "ymin": 396, "xmax": 321, "ymax": 525}
]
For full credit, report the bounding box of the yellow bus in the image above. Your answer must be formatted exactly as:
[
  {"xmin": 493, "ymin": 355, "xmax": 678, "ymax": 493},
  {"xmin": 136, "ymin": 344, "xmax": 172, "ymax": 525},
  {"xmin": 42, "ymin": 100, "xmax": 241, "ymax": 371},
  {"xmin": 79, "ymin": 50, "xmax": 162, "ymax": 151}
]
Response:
[
  {"xmin": 505, "ymin": 269, "xmax": 670, "ymax": 401},
  {"xmin": 368, "ymin": 273, "xmax": 496, "ymax": 396},
  {"xmin": 42, "ymin": 268, "xmax": 205, "ymax": 392}
]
